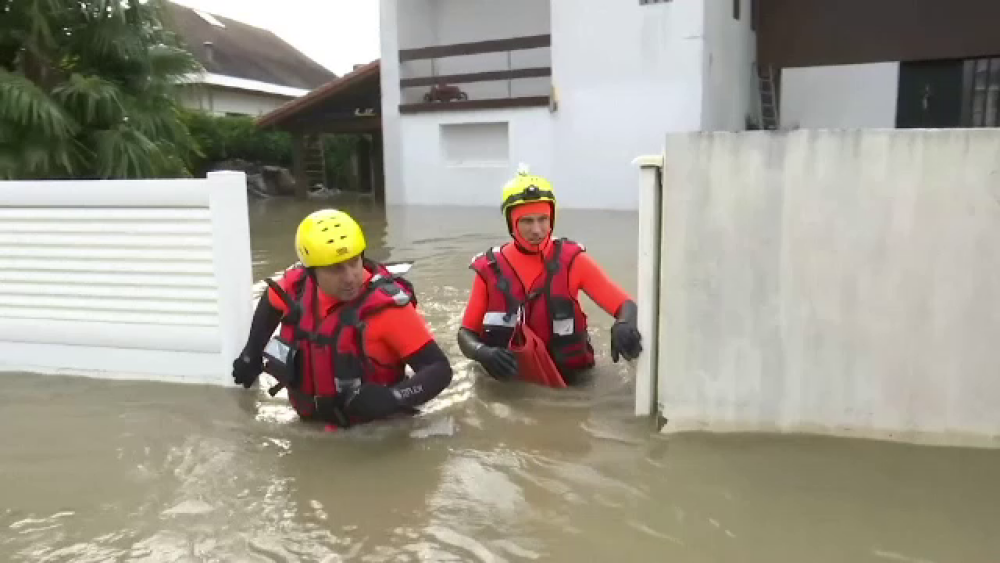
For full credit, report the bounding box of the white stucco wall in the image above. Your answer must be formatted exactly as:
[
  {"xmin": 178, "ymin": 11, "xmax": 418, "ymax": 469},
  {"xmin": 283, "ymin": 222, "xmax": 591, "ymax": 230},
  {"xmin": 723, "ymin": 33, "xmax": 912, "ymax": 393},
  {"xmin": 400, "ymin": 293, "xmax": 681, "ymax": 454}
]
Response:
[
  {"xmin": 549, "ymin": 0, "xmax": 705, "ymax": 210},
  {"xmin": 397, "ymin": 0, "xmax": 551, "ymax": 104},
  {"xmin": 643, "ymin": 129, "xmax": 1000, "ymax": 447},
  {"xmin": 380, "ymin": 0, "xmax": 406, "ymax": 205},
  {"xmin": 701, "ymin": 0, "xmax": 756, "ymax": 131},
  {"xmin": 179, "ymin": 85, "xmax": 294, "ymax": 117},
  {"xmin": 780, "ymin": 63, "xmax": 900, "ymax": 129},
  {"xmin": 382, "ymin": 0, "xmax": 711, "ymax": 210},
  {"xmin": 383, "ymin": 0, "xmax": 554, "ymax": 207},
  {"xmin": 397, "ymin": 107, "xmax": 554, "ymax": 207}
]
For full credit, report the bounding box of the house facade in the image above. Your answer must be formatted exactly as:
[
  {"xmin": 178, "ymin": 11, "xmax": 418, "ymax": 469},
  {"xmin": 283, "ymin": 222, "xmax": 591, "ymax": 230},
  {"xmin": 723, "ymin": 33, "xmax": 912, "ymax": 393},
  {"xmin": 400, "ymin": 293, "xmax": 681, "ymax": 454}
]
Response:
[
  {"xmin": 379, "ymin": 0, "xmax": 1000, "ymax": 210},
  {"xmin": 165, "ymin": 2, "xmax": 335, "ymax": 117},
  {"xmin": 379, "ymin": 0, "xmax": 757, "ymax": 210},
  {"xmin": 762, "ymin": 0, "xmax": 1000, "ymax": 130}
]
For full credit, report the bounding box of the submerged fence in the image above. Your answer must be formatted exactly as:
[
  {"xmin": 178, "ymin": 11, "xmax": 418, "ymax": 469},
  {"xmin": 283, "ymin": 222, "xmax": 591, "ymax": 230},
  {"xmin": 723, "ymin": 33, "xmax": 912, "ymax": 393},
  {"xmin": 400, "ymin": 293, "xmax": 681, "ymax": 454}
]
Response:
[
  {"xmin": 634, "ymin": 128, "xmax": 1000, "ymax": 447},
  {"xmin": 0, "ymin": 171, "xmax": 253, "ymax": 386}
]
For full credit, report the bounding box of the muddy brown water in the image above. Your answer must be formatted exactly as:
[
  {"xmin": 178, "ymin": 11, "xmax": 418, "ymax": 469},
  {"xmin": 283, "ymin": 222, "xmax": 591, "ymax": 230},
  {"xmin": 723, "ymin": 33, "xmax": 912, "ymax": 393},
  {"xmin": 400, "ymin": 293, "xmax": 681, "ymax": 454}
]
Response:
[{"xmin": 2, "ymin": 198, "xmax": 999, "ymax": 562}]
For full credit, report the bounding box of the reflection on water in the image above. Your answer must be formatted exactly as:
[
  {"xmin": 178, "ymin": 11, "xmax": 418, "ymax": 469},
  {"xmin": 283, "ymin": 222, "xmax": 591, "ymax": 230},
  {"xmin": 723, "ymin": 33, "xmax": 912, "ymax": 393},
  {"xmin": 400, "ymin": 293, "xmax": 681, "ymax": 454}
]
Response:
[{"xmin": 2, "ymin": 197, "xmax": 999, "ymax": 562}]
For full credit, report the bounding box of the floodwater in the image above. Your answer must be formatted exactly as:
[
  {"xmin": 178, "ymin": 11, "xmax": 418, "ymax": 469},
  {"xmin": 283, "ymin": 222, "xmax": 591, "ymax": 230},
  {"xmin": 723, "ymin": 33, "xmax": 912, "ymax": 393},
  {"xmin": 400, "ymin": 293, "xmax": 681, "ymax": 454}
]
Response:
[{"xmin": 3, "ymin": 198, "xmax": 1000, "ymax": 563}]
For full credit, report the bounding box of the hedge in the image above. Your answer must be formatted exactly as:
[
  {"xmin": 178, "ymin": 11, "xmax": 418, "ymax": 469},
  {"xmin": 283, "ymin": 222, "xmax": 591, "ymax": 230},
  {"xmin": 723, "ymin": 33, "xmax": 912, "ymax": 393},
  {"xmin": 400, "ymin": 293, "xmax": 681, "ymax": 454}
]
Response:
[{"xmin": 179, "ymin": 109, "xmax": 358, "ymax": 190}]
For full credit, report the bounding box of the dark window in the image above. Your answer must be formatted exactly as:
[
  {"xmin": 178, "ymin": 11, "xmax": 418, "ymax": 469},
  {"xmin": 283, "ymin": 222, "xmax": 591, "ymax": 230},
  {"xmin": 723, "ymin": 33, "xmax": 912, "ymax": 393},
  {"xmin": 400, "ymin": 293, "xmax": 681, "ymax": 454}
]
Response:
[
  {"xmin": 961, "ymin": 57, "xmax": 1000, "ymax": 127},
  {"xmin": 640, "ymin": 0, "xmax": 671, "ymax": 5},
  {"xmin": 896, "ymin": 56, "xmax": 1000, "ymax": 129},
  {"xmin": 751, "ymin": 0, "xmax": 757, "ymax": 31},
  {"xmin": 733, "ymin": 0, "xmax": 740, "ymax": 20},
  {"xmin": 896, "ymin": 59, "xmax": 964, "ymax": 128}
]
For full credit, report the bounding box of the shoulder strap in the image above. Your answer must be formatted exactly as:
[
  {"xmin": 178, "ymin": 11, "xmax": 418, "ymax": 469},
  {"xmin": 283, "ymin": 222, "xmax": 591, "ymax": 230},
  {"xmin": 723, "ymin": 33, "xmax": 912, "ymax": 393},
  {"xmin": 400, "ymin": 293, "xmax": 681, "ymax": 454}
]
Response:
[
  {"xmin": 558, "ymin": 237, "xmax": 586, "ymax": 253},
  {"xmin": 469, "ymin": 245, "xmax": 503, "ymax": 270},
  {"xmin": 265, "ymin": 269, "xmax": 308, "ymax": 325},
  {"xmin": 485, "ymin": 246, "xmax": 521, "ymax": 319},
  {"xmin": 529, "ymin": 238, "xmax": 564, "ymax": 303},
  {"xmin": 374, "ymin": 278, "xmax": 413, "ymax": 307},
  {"xmin": 365, "ymin": 258, "xmax": 418, "ymax": 306}
]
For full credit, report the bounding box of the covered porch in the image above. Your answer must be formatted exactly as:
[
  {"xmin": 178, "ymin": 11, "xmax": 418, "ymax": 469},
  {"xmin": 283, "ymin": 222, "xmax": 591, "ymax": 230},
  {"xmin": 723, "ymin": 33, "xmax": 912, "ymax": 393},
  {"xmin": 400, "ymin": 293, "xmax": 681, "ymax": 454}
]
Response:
[{"xmin": 255, "ymin": 60, "xmax": 384, "ymax": 199}]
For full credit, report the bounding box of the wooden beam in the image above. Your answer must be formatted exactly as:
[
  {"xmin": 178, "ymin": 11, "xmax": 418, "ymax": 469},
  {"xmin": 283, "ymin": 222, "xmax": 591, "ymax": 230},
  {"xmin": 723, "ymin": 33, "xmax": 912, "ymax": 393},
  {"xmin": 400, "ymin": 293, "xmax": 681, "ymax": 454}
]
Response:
[
  {"xmin": 400, "ymin": 67, "xmax": 552, "ymax": 88},
  {"xmin": 291, "ymin": 133, "xmax": 308, "ymax": 199},
  {"xmin": 399, "ymin": 96, "xmax": 551, "ymax": 114},
  {"xmin": 372, "ymin": 131, "xmax": 385, "ymax": 203},
  {"xmin": 399, "ymin": 34, "xmax": 551, "ymax": 62},
  {"xmin": 284, "ymin": 115, "xmax": 382, "ymax": 135},
  {"xmin": 358, "ymin": 136, "xmax": 373, "ymax": 195}
]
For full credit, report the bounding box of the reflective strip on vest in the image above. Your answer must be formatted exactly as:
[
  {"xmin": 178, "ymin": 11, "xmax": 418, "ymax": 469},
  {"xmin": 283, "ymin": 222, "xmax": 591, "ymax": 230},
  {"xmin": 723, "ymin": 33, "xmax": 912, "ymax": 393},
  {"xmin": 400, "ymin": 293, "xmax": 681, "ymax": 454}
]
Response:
[
  {"xmin": 553, "ymin": 318, "xmax": 574, "ymax": 336},
  {"xmin": 485, "ymin": 312, "xmax": 574, "ymax": 335},
  {"xmin": 483, "ymin": 311, "xmax": 516, "ymax": 328}
]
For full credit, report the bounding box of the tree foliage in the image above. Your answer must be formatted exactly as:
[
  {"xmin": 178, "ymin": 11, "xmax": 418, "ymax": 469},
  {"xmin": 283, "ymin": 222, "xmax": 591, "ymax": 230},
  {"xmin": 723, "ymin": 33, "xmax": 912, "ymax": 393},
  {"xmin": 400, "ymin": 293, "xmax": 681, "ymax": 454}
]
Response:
[{"xmin": 0, "ymin": 0, "xmax": 203, "ymax": 179}]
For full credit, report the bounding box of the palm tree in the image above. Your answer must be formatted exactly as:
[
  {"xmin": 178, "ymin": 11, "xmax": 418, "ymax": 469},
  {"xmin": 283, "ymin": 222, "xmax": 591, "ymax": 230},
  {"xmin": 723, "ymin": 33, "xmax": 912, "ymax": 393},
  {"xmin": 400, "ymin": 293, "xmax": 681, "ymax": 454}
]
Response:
[{"xmin": 0, "ymin": 0, "xmax": 203, "ymax": 179}]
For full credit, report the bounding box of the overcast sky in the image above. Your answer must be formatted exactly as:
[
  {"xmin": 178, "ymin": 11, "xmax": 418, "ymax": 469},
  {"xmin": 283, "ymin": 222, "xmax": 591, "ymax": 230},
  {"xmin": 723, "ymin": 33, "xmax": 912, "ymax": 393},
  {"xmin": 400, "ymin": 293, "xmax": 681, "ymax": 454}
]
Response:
[{"xmin": 169, "ymin": 0, "xmax": 381, "ymax": 76}]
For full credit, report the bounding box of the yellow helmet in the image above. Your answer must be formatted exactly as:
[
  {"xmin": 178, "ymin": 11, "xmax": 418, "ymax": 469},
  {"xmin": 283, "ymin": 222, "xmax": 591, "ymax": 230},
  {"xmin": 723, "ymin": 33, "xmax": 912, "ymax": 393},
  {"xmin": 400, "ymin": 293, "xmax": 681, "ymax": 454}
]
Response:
[
  {"xmin": 294, "ymin": 209, "xmax": 366, "ymax": 268},
  {"xmin": 500, "ymin": 165, "xmax": 556, "ymax": 233}
]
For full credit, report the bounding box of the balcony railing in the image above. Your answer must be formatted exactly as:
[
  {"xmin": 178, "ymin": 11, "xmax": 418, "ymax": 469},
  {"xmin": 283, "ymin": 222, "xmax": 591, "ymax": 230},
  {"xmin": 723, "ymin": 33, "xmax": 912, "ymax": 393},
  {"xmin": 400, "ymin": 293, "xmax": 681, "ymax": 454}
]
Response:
[{"xmin": 397, "ymin": 34, "xmax": 553, "ymax": 114}]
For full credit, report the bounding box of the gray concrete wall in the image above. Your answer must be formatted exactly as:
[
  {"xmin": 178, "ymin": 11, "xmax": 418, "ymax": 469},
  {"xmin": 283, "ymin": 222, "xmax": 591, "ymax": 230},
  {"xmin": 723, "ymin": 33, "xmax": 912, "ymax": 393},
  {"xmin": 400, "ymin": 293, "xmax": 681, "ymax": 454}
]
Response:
[{"xmin": 655, "ymin": 128, "xmax": 1000, "ymax": 447}]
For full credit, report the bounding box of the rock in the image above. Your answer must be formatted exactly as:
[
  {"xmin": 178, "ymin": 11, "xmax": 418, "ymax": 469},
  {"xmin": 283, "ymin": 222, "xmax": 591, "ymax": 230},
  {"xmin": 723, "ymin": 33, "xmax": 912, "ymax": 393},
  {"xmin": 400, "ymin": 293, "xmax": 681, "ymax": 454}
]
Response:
[
  {"xmin": 307, "ymin": 185, "xmax": 342, "ymax": 199},
  {"xmin": 246, "ymin": 173, "xmax": 270, "ymax": 199},
  {"xmin": 261, "ymin": 165, "xmax": 297, "ymax": 196},
  {"xmin": 208, "ymin": 158, "xmax": 259, "ymax": 175}
]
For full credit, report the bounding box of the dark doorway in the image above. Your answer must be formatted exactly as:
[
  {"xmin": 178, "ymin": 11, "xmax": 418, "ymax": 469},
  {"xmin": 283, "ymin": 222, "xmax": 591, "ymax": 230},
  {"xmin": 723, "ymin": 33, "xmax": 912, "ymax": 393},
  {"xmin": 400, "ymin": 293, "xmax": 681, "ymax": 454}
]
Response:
[{"xmin": 896, "ymin": 59, "xmax": 964, "ymax": 128}]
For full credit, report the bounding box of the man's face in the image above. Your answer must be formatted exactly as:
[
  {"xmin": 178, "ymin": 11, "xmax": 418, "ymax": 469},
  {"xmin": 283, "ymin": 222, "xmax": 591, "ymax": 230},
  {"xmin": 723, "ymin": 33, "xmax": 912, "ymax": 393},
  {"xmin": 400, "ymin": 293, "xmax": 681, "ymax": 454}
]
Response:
[
  {"xmin": 313, "ymin": 255, "xmax": 366, "ymax": 301},
  {"xmin": 516, "ymin": 212, "xmax": 551, "ymax": 246}
]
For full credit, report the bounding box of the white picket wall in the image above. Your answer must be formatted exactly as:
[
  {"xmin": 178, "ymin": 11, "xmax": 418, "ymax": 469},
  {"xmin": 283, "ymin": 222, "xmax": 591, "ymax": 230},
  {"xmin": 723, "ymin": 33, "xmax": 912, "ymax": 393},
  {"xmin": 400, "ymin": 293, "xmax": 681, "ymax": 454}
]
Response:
[{"xmin": 0, "ymin": 171, "xmax": 253, "ymax": 386}]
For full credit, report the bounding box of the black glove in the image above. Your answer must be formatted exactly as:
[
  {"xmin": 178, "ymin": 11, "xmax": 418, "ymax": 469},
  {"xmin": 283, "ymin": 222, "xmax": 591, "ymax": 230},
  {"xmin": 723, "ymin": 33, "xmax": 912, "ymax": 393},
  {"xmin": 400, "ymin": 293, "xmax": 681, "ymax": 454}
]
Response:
[
  {"xmin": 315, "ymin": 384, "xmax": 412, "ymax": 427},
  {"xmin": 611, "ymin": 300, "xmax": 642, "ymax": 363},
  {"xmin": 476, "ymin": 346, "xmax": 518, "ymax": 380},
  {"xmin": 313, "ymin": 395, "xmax": 351, "ymax": 427},
  {"xmin": 232, "ymin": 352, "xmax": 263, "ymax": 388},
  {"xmin": 457, "ymin": 327, "xmax": 518, "ymax": 380}
]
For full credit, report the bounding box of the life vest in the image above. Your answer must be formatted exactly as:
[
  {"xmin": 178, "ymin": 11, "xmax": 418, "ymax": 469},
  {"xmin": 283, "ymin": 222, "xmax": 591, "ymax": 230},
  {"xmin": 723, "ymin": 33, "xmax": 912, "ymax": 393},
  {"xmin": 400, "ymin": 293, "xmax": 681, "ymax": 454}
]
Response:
[
  {"xmin": 469, "ymin": 238, "xmax": 595, "ymax": 381},
  {"xmin": 269, "ymin": 259, "xmax": 418, "ymax": 421}
]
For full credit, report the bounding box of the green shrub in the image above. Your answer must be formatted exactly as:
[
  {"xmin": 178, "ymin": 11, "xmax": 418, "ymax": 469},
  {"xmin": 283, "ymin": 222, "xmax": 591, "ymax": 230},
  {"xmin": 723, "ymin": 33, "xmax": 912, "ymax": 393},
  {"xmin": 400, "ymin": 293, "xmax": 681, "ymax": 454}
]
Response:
[
  {"xmin": 179, "ymin": 109, "xmax": 293, "ymax": 176},
  {"xmin": 179, "ymin": 109, "xmax": 361, "ymax": 190},
  {"xmin": 323, "ymin": 134, "xmax": 357, "ymax": 190}
]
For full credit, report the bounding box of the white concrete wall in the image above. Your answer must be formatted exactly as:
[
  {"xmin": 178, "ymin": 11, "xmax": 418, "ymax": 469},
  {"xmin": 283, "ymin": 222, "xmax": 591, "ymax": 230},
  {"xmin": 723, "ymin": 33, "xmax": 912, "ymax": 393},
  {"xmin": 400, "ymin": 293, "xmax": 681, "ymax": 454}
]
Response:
[
  {"xmin": 397, "ymin": 107, "xmax": 554, "ymax": 207},
  {"xmin": 383, "ymin": 0, "xmax": 712, "ymax": 210},
  {"xmin": 395, "ymin": 0, "xmax": 437, "ymax": 50},
  {"xmin": 549, "ymin": 0, "xmax": 705, "ymax": 210},
  {"xmin": 179, "ymin": 84, "xmax": 295, "ymax": 117},
  {"xmin": 0, "ymin": 172, "xmax": 253, "ymax": 386},
  {"xmin": 382, "ymin": 0, "xmax": 554, "ymax": 207},
  {"xmin": 701, "ymin": 0, "xmax": 756, "ymax": 131},
  {"xmin": 641, "ymin": 129, "xmax": 1000, "ymax": 447},
  {"xmin": 397, "ymin": 0, "xmax": 551, "ymax": 103},
  {"xmin": 780, "ymin": 63, "xmax": 900, "ymax": 129},
  {"xmin": 380, "ymin": 0, "xmax": 406, "ymax": 205}
]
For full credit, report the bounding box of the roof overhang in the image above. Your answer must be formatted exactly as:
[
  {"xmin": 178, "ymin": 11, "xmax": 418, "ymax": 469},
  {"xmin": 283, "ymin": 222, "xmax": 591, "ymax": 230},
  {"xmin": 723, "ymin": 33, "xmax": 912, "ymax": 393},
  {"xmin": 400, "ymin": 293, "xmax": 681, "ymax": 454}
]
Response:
[
  {"xmin": 256, "ymin": 60, "xmax": 380, "ymax": 130},
  {"xmin": 181, "ymin": 72, "xmax": 311, "ymax": 98}
]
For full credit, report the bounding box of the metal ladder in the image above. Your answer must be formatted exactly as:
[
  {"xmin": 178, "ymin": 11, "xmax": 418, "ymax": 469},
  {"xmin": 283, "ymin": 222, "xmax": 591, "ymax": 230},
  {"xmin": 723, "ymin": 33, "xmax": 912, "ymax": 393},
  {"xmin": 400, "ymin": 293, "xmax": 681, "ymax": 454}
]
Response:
[{"xmin": 755, "ymin": 63, "xmax": 779, "ymax": 130}]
